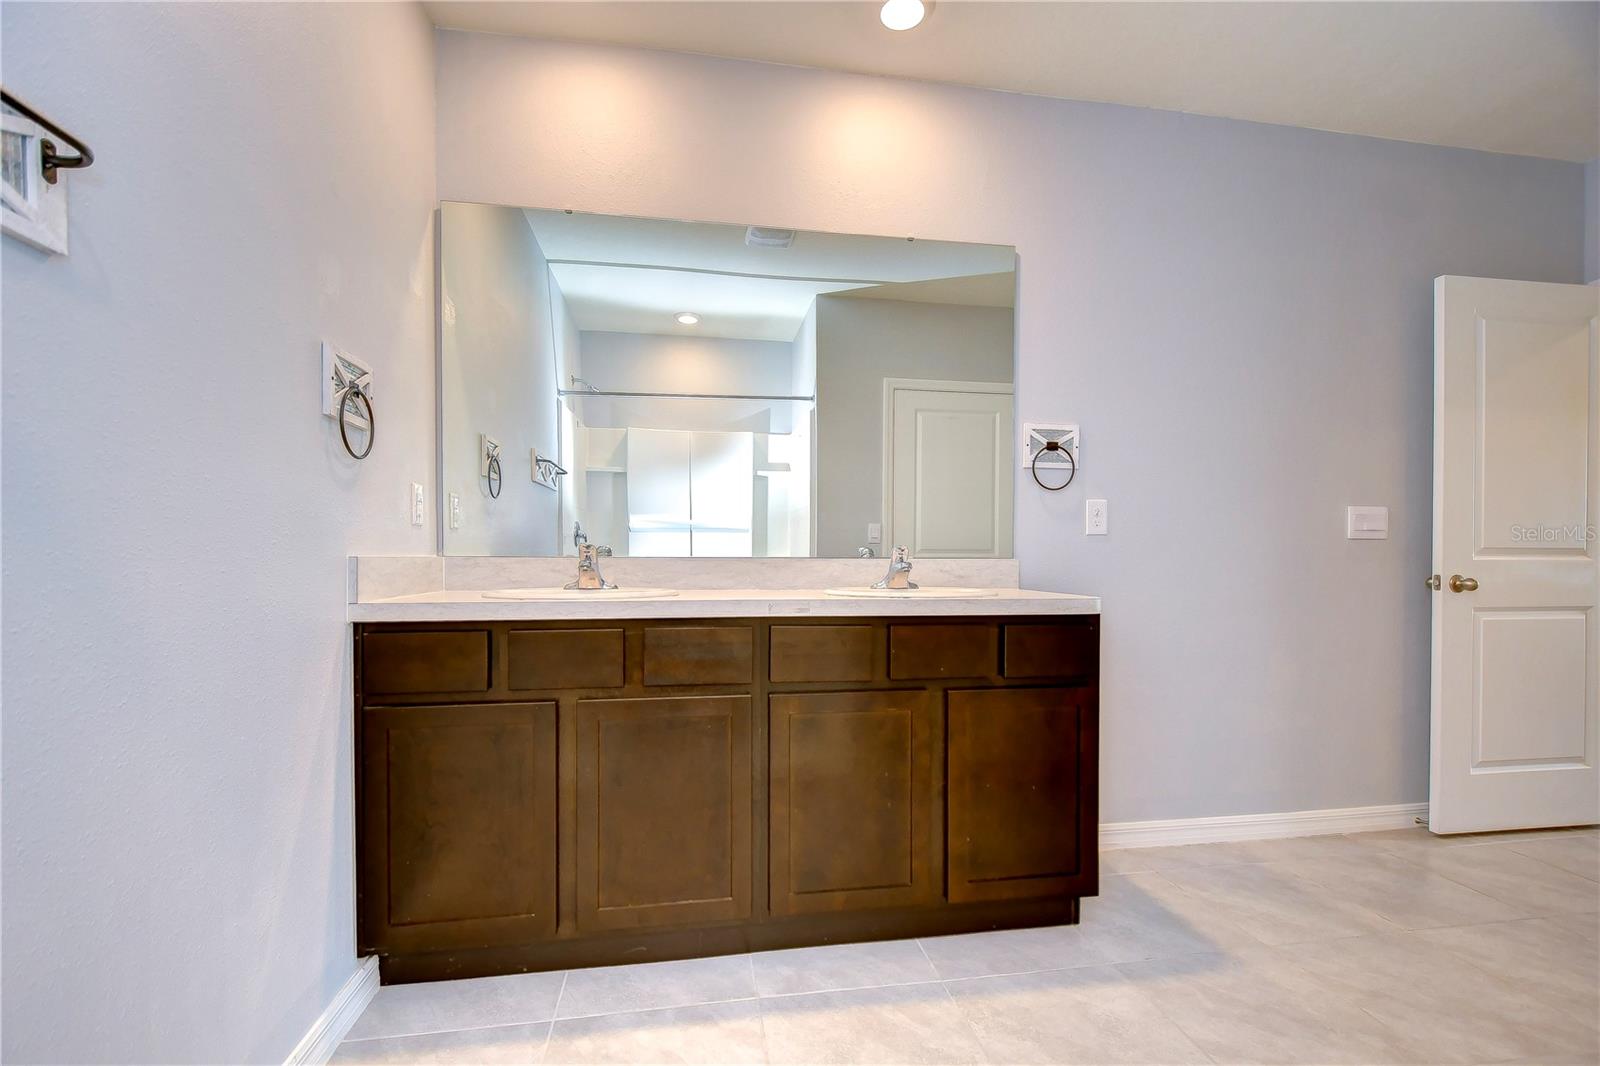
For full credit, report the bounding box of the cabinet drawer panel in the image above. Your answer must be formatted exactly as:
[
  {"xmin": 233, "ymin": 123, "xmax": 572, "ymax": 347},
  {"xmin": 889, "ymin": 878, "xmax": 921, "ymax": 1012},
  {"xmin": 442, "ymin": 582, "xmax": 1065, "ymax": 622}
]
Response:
[
  {"xmin": 1003, "ymin": 622, "xmax": 1098, "ymax": 679},
  {"xmin": 770, "ymin": 626, "xmax": 876, "ymax": 683},
  {"xmin": 643, "ymin": 626, "xmax": 753, "ymax": 686},
  {"xmin": 509, "ymin": 628, "xmax": 624, "ymax": 690},
  {"xmin": 889, "ymin": 624, "xmax": 998, "ymax": 680},
  {"xmin": 360, "ymin": 702, "xmax": 557, "ymax": 953},
  {"xmin": 770, "ymin": 691, "xmax": 935, "ymax": 914},
  {"xmin": 576, "ymin": 696, "xmax": 752, "ymax": 930},
  {"xmin": 364, "ymin": 630, "xmax": 491, "ymax": 695}
]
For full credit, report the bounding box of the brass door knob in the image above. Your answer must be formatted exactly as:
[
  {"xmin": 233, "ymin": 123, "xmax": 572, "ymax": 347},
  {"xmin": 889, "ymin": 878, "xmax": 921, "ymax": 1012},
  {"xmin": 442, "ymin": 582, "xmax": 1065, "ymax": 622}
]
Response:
[
  {"xmin": 1449, "ymin": 574, "xmax": 1479, "ymax": 593},
  {"xmin": 1425, "ymin": 574, "xmax": 1442, "ymax": 590}
]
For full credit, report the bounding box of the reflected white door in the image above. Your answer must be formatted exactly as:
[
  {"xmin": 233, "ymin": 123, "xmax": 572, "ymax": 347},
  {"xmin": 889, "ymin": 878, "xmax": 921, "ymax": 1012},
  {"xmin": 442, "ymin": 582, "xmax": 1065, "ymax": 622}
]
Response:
[
  {"xmin": 1431, "ymin": 276, "xmax": 1600, "ymax": 833},
  {"xmin": 885, "ymin": 380, "xmax": 1013, "ymax": 559}
]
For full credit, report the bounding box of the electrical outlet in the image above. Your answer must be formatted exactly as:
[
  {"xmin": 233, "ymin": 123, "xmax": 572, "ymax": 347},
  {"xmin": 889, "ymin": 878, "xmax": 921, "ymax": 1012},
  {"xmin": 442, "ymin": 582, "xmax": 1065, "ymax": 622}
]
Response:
[
  {"xmin": 409, "ymin": 483, "xmax": 426, "ymax": 526},
  {"xmin": 448, "ymin": 492, "xmax": 462, "ymax": 530},
  {"xmin": 1086, "ymin": 498, "xmax": 1108, "ymax": 535}
]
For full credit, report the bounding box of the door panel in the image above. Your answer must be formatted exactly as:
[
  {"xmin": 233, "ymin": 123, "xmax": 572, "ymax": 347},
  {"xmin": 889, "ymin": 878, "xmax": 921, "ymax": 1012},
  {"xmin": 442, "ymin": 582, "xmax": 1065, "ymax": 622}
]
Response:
[
  {"xmin": 769, "ymin": 691, "xmax": 935, "ymax": 914},
  {"xmin": 1479, "ymin": 317, "xmax": 1590, "ymax": 549},
  {"xmin": 361, "ymin": 702, "xmax": 557, "ymax": 953},
  {"xmin": 1475, "ymin": 611, "xmax": 1589, "ymax": 766},
  {"xmin": 575, "ymin": 696, "xmax": 752, "ymax": 930},
  {"xmin": 887, "ymin": 383, "xmax": 1013, "ymax": 558},
  {"xmin": 1432, "ymin": 276, "xmax": 1600, "ymax": 833},
  {"xmin": 947, "ymin": 687, "xmax": 1089, "ymax": 902}
]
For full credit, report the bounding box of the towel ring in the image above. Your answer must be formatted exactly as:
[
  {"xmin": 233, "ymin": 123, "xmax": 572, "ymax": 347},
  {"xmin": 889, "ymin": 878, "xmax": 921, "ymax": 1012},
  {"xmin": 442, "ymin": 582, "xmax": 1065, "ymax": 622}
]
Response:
[
  {"xmin": 337, "ymin": 384, "xmax": 374, "ymax": 461},
  {"xmin": 486, "ymin": 453, "xmax": 503, "ymax": 498},
  {"xmin": 1031, "ymin": 439, "xmax": 1076, "ymax": 492}
]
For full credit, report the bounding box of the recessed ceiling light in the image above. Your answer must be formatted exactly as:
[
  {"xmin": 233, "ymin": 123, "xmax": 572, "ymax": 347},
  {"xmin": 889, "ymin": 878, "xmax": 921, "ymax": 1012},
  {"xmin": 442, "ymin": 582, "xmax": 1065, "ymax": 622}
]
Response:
[
  {"xmin": 675, "ymin": 312, "xmax": 700, "ymax": 325},
  {"xmin": 880, "ymin": 0, "xmax": 925, "ymax": 31}
]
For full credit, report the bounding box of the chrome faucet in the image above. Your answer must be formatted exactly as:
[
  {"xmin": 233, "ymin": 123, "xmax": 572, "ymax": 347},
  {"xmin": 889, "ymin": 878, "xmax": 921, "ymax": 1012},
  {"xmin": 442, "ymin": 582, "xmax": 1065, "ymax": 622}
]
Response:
[
  {"xmin": 872, "ymin": 545, "xmax": 917, "ymax": 590},
  {"xmin": 566, "ymin": 523, "xmax": 615, "ymax": 590}
]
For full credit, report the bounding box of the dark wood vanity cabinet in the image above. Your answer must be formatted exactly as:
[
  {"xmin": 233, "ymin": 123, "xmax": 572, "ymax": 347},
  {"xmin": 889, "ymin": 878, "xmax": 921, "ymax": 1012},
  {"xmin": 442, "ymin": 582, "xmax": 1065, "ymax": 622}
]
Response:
[{"xmin": 355, "ymin": 615, "xmax": 1097, "ymax": 982}]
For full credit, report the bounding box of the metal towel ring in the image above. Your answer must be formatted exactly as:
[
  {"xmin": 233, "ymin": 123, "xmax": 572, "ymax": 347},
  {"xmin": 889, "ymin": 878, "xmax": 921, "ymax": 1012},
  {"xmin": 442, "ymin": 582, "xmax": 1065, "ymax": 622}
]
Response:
[
  {"xmin": 1031, "ymin": 439, "xmax": 1076, "ymax": 492},
  {"xmin": 486, "ymin": 453, "xmax": 503, "ymax": 498},
  {"xmin": 337, "ymin": 384, "xmax": 374, "ymax": 461}
]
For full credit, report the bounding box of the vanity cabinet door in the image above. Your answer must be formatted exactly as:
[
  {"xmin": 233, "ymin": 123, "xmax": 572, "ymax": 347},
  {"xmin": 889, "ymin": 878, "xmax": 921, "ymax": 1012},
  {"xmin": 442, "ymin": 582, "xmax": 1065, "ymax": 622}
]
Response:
[
  {"xmin": 946, "ymin": 687, "xmax": 1095, "ymax": 903},
  {"xmin": 575, "ymin": 696, "xmax": 752, "ymax": 931},
  {"xmin": 769, "ymin": 690, "xmax": 936, "ymax": 915},
  {"xmin": 360, "ymin": 702, "xmax": 558, "ymax": 954}
]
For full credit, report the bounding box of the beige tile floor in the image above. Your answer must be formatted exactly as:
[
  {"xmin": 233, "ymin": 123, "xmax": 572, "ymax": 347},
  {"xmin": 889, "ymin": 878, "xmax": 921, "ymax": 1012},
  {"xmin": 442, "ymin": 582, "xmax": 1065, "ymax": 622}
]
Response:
[{"xmin": 333, "ymin": 826, "xmax": 1599, "ymax": 1064}]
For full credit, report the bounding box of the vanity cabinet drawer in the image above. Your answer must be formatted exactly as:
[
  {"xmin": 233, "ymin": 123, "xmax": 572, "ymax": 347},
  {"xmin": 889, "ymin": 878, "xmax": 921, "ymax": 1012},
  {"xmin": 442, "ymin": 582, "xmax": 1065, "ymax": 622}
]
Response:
[
  {"xmin": 363, "ymin": 630, "xmax": 491, "ymax": 695},
  {"xmin": 888, "ymin": 624, "xmax": 999, "ymax": 680},
  {"xmin": 770, "ymin": 625, "xmax": 877, "ymax": 683},
  {"xmin": 1003, "ymin": 621, "xmax": 1098, "ymax": 680},
  {"xmin": 509, "ymin": 628, "xmax": 624, "ymax": 690},
  {"xmin": 643, "ymin": 626, "xmax": 753, "ymax": 686}
]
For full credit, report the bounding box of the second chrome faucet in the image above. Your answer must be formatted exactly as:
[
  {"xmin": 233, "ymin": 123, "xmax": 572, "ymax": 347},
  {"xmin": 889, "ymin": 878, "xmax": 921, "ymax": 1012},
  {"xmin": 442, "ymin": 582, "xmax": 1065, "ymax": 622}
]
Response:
[
  {"xmin": 566, "ymin": 522, "xmax": 615, "ymax": 590},
  {"xmin": 872, "ymin": 545, "xmax": 917, "ymax": 590}
]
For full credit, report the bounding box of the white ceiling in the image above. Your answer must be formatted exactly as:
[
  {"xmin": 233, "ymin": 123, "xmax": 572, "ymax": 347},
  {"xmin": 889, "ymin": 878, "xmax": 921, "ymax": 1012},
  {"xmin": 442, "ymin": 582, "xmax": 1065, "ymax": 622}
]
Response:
[
  {"xmin": 522, "ymin": 207, "xmax": 1015, "ymax": 339},
  {"xmin": 428, "ymin": 1, "xmax": 1600, "ymax": 162}
]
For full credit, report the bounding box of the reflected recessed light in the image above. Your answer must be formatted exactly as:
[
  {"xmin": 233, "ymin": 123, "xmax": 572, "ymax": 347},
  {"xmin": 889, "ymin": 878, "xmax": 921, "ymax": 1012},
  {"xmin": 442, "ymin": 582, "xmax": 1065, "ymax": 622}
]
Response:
[
  {"xmin": 675, "ymin": 312, "xmax": 700, "ymax": 325},
  {"xmin": 880, "ymin": 0, "xmax": 925, "ymax": 31}
]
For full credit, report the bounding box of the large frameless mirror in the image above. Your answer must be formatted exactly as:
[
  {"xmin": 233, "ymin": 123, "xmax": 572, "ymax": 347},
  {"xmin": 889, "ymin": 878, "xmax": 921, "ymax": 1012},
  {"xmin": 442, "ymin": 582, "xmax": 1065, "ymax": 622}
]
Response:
[{"xmin": 439, "ymin": 201, "xmax": 1017, "ymax": 558}]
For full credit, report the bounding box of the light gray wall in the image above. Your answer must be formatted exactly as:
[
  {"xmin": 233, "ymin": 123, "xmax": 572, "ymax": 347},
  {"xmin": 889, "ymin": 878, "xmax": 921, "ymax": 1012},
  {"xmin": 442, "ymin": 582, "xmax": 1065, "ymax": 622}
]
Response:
[
  {"xmin": 576, "ymin": 330, "xmax": 797, "ymax": 435},
  {"xmin": 813, "ymin": 296, "xmax": 1015, "ymax": 557},
  {"xmin": 579, "ymin": 330, "xmax": 795, "ymax": 395},
  {"xmin": 436, "ymin": 29, "xmax": 1585, "ymax": 823},
  {"xmin": 1587, "ymin": 157, "xmax": 1598, "ymax": 283},
  {"xmin": 1, "ymin": 3, "xmax": 436, "ymax": 1062},
  {"xmin": 440, "ymin": 201, "xmax": 563, "ymax": 555}
]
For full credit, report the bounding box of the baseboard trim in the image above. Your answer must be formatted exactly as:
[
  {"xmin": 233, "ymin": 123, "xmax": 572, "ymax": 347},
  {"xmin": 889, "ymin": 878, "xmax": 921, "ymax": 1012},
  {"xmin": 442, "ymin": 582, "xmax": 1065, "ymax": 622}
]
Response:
[
  {"xmin": 285, "ymin": 956, "xmax": 380, "ymax": 1065},
  {"xmin": 1101, "ymin": 802, "xmax": 1428, "ymax": 850}
]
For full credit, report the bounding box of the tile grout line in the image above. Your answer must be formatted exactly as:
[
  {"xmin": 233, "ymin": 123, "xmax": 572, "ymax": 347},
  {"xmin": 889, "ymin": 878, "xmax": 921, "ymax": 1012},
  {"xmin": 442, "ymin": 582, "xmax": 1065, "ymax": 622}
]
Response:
[
  {"xmin": 749, "ymin": 954, "xmax": 772, "ymax": 1066},
  {"xmin": 539, "ymin": 972, "xmax": 568, "ymax": 1060},
  {"xmin": 919, "ymin": 939, "xmax": 995, "ymax": 1065}
]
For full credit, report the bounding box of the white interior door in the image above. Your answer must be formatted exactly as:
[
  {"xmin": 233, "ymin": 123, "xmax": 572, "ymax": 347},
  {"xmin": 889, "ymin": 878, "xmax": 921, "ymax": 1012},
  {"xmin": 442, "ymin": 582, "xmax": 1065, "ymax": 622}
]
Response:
[
  {"xmin": 885, "ymin": 380, "xmax": 1013, "ymax": 559},
  {"xmin": 1431, "ymin": 275, "xmax": 1600, "ymax": 833}
]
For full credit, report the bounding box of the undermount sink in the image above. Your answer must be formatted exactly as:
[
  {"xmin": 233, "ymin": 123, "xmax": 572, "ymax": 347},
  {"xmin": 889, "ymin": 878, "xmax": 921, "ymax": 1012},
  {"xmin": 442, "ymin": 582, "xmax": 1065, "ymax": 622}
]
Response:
[
  {"xmin": 824, "ymin": 586, "xmax": 998, "ymax": 599},
  {"xmin": 479, "ymin": 587, "xmax": 679, "ymax": 601}
]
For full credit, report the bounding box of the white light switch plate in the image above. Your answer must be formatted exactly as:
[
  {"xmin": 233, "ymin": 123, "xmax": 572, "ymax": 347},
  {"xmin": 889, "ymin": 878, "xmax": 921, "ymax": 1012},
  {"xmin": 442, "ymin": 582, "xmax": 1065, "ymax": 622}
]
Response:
[
  {"xmin": 409, "ymin": 483, "xmax": 426, "ymax": 526},
  {"xmin": 866, "ymin": 522, "xmax": 882, "ymax": 545},
  {"xmin": 1086, "ymin": 499, "xmax": 1108, "ymax": 535},
  {"xmin": 448, "ymin": 493, "xmax": 462, "ymax": 530},
  {"xmin": 1347, "ymin": 505, "xmax": 1388, "ymax": 540}
]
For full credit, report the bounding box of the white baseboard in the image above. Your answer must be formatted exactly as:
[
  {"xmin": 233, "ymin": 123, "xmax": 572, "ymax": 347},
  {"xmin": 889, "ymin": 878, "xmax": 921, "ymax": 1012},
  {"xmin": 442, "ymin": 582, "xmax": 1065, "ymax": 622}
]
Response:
[
  {"xmin": 286, "ymin": 956, "xmax": 380, "ymax": 1065},
  {"xmin": 1101, "ymin": 802, "xmax": 1428, "ymax": 850}
]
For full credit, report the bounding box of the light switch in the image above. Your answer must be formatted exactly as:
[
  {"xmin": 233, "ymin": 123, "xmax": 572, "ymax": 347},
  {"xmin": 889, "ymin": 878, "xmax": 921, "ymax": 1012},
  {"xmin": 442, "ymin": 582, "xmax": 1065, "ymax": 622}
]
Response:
[
  {"xmin": 1346, "ymin": 506, "xmax": 1388, "ymax": 540},
  {"xmin": 448, "ymin": 492, "xmax": 462, "ymax": 530},
  {"xmin": 1086, "ymin": 499, "xmax": 1108, "ymax": 535},
  {"xmin": 866, "ymin": 522, "xmax": 882, "ymax": 545},
  {"xmin": 409, "ymin": 483, "xmax": 426, "ymax": 526}
]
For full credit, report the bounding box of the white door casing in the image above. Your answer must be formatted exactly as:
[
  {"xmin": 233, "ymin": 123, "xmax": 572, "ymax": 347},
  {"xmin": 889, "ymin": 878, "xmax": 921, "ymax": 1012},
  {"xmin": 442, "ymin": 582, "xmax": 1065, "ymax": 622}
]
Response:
[
  {"xmin": 883, "ymin": 379, "xmax": 1014, "ymax": 559},
  {"xmin": 1430, "ymin": 275, "xmax": 1600, "ymax": 834}
]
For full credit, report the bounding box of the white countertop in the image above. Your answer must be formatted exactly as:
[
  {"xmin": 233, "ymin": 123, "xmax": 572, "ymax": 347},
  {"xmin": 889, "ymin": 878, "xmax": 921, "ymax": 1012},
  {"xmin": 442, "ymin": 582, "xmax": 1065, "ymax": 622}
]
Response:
[{"xmin": 349, "ymin": 587, "xmax": 1100, "ymax": 622}]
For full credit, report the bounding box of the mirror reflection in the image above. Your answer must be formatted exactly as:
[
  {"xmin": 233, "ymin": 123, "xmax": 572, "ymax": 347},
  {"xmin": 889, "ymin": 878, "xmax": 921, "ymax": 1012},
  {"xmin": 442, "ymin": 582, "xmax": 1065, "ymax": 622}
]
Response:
[{"xmin": 439, "ymin": 202, "xmax": 1016, "ymax": 558}]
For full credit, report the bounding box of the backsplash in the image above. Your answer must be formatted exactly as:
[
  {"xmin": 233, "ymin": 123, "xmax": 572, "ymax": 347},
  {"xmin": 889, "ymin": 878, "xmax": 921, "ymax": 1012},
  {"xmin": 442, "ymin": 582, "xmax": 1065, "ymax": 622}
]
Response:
[{"xmin": 349, "ymin": 556, "xmax": 1021, "ymax": 601}]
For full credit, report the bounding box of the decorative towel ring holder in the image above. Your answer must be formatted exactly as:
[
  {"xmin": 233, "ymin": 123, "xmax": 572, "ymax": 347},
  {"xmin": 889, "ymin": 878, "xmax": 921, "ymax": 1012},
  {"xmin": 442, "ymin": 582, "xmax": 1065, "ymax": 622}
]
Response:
[
  {"xmin": 485, "ymin": 448, "xmax": 503, "ymax": 499},
  {"xmin": 337, "ymin": 382, "xmax": 374, "ymax": 461},
  {"xmin": 1031, "ymin": 438, "xmax": 1077, "ymax": 492}
]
